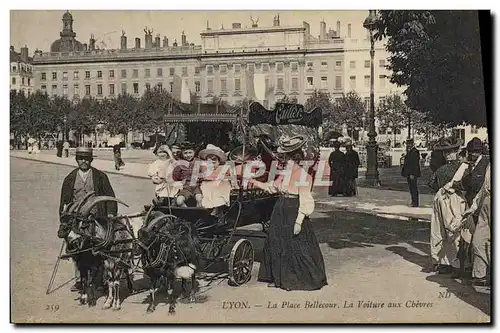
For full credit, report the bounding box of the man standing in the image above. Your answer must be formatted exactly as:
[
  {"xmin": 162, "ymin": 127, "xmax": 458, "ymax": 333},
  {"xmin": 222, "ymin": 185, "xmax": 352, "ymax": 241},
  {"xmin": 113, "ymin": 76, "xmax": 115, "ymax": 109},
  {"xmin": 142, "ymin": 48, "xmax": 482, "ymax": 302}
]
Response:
[
  {"xmin": 344, "ymin": 141, "xmax": 361, "ymax": 196},
  {"xmin": 328, "ymin": 141, "xmax": 346, "ymax": 196},
  {"xmin": 401, "ymin": 139, "xmax": 421, "ymax": 207},
  {"xmin": 58, "ymin": 147, "xmax": 117, "ymax": 291},
  {"xmin": 63, "ymin": 141, "xmax": 70, "ymax": 158}
]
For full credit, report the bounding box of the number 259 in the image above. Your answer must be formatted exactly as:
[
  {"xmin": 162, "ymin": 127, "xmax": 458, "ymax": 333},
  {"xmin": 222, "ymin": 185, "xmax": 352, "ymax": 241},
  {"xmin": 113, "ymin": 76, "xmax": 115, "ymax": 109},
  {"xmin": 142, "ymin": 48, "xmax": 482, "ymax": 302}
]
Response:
[{"xmin": 45, "ymin": 304, "xmax": 59, "ymax": 311}]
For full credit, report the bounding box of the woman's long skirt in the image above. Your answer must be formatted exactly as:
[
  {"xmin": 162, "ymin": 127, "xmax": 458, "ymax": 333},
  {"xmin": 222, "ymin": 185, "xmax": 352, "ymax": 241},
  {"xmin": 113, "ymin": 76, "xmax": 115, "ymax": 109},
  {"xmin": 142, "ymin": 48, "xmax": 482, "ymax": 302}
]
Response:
[{"xmin": 258, "ymin": 196, "xmax": 328, "ymax": 291}]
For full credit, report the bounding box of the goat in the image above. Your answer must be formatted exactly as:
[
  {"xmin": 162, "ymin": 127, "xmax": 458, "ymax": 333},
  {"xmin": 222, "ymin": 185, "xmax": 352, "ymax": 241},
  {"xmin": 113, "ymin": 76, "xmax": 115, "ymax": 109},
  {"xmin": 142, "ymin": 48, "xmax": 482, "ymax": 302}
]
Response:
[
  {"xmin": 137, "ymin": 211, "xmax": 200, "ymax": 314},
  {"xmin": 77, "ymin": 195, "xmax": 140, "ymax": 311}
]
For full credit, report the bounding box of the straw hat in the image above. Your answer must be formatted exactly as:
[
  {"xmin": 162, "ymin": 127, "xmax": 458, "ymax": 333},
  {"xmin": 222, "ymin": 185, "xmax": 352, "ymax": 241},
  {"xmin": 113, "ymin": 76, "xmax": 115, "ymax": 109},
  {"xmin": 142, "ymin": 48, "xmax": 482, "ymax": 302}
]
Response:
[
  {"xmin": 276, "ymin": 135, "xmax": 306, "ymax": 154},
  {"xmin": 199, "ymin": 144, "xmax": 227, "ymax": 163},
  {"xmin": 433, "ymin": 137, "xmax": 463, "ymax": 152},
  {"xmin": 75, "ymin": 147, "xmax": 94, "ymax": 158}
]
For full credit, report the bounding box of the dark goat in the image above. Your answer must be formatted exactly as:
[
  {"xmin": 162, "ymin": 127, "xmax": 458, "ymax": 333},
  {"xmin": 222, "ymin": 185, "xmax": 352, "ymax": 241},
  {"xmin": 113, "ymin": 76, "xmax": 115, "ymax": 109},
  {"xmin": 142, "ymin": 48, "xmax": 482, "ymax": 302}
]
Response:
[{"xmin": 138, "ymin": 211, "xmax": 200, "ymax": 314}]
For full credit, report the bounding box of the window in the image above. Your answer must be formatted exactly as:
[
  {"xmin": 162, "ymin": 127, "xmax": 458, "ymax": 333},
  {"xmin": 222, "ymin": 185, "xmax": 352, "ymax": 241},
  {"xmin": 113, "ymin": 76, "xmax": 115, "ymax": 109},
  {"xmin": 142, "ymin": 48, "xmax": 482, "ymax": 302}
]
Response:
[
  {"xmin": 41, "ymin": 85, "xmax": 46, "ymax": 91},
  {"xmin": 379, "ymin": 75, "xmax": 386, "ymax": 88},
  {"xmin": 220, "ymin": 65, "xmax": 227, "ymax": 74},
  {"xmin": 97, "ymin": 70, "xmax": 103, "ymax": 79},
  {"xmin": 73, "ymin": 71, "xmax": 79, "ymax": 80},
  {"xmin": 28, "ymin": 78, "xmax": 31, "ymax": 86},
  {"xmin": 306, "ymin": 62, "xmax": 314, "ymax": 70},
  {"xmin": 41, "ymin": 73, "xmax": 46, "ymax": 81},
  {"xmin": 51, "ymin": 85, "xmax": 57, "ymax": 95},
  {"xmin": 364, "ymin": 97, "xmax": 370, "ymax": 110},
  {"xmin": 195, "ymin": 67, "xmax": 200, "ymax": 75},
  {"xmin": 195, "ymin": 81, "xmax": 201, "ymax": 92},
  {"xmin": 85, "ymin": 85, "xmax": 91, "ymax": 95},
  {"xmin": 321, "ymin": 77, "xmax": 328, "ymax": 89},
  {"xmin": 145, "ymin": 83, "xmax": 151, "ymax": 90},
  {"xmin": 234, "ymin": 78, "xmax": 240, "ymax": 91},
  {"xmin": 234, "ymin": 64, "xmax": 241, "ymax": 73},
  {"xmin": 11, "ymin": 78, "xmax": 15, "ymax": 85},
  {"xmin": 121, "ymin": 83, "xmax": 127, "ymax": 94},
  {"xmin": 132, "ymin": 69, "xmax": 138, "ymax": 78},
  {"xmin": 133, "ymin": 83, "xmax": 139, "ymax": 94},
  {"xmin": 265, "ymin": 77, "xmax": 270, "ymax": 91},
  {"xmin": 248, "ymin": 63, "xmax": 255, "ymax": 73},
  {"xmin": 277, "ymin": 62, "xmax": 284, "ymax": 72},
  {"xmin": 306, "ymin": 77, "xmax": 314, "ymax": 89},
  {"xmin": 349, "ymin": 76, "xmax": 356, "ymax": 89},
  {"xmin": 321, "ymin": 61, "xmax": 328, "ymax": 70},
  {"xmin": 21, "ymin": 78, "xmax": 25, "ymax": 85},
  {"xmin": 364, "ymin": 75, "xmax": 370, "ymax": 87},
  {"xmin": 74, "ymin": 84, "xmax": 79, "ymax": 96},
  {"xmin": 206, "ymin": 65, "xmax": 213, "ymax": 75},
  {"xmin": 182, "ymin": 67, "xmax": 188, "ymax": 76},
  {"xmin": 364, "ymin": 60, "xmax": 370, "ymax": 68},
  {"xmin": 63, "ymin": 72, "xmax": 68, "ymax": 80},
  {"xmin": 207, "ymin": 79, "xmax": 214, "ymax": 93},
  {"xmin": 262, "ymin": 63, "xmax": 269, "ymax": 72},
  {"xmin": 121, "ymin": 69, "xmax": 127, "ymax": 78},
  {"xmin": 97, "ymin": 84, "xmax": 103, "ymax": 95},
  {"xmin": 109, "ymin": 70, "xmax": 115, "ymax": 78},
  {"xmin": 52, "ymin": 72, "xmax": 57, "ymax": 80},
  {"xmin": 145, "ymin": 68, "xmax": 151, "ymax": 78},
  {"xmin": 157, "ymin": 83, "xmax": 163, "ymax": 90},
  {"xmin": 335, "ymin": 61, "xmax": 342, "ymax": 69},
  {"xmin": 277, "ymin": 78, "xmax": 284, "ymax": 90},
  {"xmin": 12, "ymin": 65, "xmax": 17, "ymax": 72},
  {"xmin": 169, "ymin": 68, "xmax": 175, "ymax": 76},
  {"xmin": 157, "ymin": 68, "xmax": 163, "ymax": 77},
  {"xmin": 85, "ymin": 71, "xmax": 91, "ymax": 79},
  {"xmin": 335, "ymin": 76, "xmax": 342, "ymax": 89},
  {"xmin": 379, "ymin": 60, "xmax": 386, "ymax": 68},
  {"xmin": 220, "ymin": 79, "xmax": 227, "ymax": 91},
  {"xmin": 291, "ymin": 77, "xmax": 298, "ymax": 91},
  {"xmin": 109, "ymin": 84, "xmax": 115, "ymax": 95}
]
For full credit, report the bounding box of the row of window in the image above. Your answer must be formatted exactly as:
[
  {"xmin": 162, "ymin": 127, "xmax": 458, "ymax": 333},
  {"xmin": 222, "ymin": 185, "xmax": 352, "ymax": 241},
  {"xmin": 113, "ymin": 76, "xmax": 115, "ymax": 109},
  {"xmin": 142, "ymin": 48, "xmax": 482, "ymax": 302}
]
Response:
[
  {"xmin": 11, "ymin": 77, "xmax": 31, "ymax": 86},
  {"xmin": 349, "ymin": 75, "xmax": 387, "ymax": 89},
  {"xmin": 41, "ymin": 81, "xmax": 202, "ymax": 96},
  {"xmin": 350, "ymin": 59, "xmax": 386, "ymax": 69},
  {"xmin": 11, "ymin": 64, "xmax": 33, "ymax": 73}
]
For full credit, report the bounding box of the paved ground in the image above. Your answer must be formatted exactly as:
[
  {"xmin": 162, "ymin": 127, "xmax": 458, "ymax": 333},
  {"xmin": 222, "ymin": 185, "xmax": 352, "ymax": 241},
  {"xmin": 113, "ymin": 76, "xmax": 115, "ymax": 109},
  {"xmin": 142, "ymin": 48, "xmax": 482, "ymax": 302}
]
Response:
[
  {"xmin": 10, "ymin": 158, "xmax": 490, "ymax": 323},
  {"xmin": 11, "ymin": 150, "xmax": 434, "ymax": 221}
]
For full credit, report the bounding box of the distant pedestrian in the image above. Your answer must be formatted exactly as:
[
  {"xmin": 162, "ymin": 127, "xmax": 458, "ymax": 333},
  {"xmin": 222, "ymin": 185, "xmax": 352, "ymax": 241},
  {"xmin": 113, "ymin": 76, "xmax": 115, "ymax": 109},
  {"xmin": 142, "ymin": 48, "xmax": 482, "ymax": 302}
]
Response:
[
  {"xmin": 328, "ymin": 141, "xmax": 346, "ymax": 196},
  {"xmin": 344, "ymin": 141, "xmax": 360, "ymax": 196},
  {"xmin": 112, "ymin": 144, "xmax": 125, "ymax": 170},
  {"xmin": 63, "ymin": 141, "xmax": 70, "ymax": 158},
  {"xmin": 56, "ymin": 141, "xmax": 63, "ymax": 158},
  {"xmin": 401, "ymin": 138, "xmax": 421, "ymax": 207}
]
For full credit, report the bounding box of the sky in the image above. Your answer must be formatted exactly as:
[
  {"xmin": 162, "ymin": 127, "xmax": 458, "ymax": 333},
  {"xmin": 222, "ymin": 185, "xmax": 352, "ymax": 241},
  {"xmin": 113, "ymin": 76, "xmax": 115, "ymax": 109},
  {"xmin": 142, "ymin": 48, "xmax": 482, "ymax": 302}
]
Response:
[{"xmin": 10, "ymin": 10, "xmax": 370, "ymax": 53}]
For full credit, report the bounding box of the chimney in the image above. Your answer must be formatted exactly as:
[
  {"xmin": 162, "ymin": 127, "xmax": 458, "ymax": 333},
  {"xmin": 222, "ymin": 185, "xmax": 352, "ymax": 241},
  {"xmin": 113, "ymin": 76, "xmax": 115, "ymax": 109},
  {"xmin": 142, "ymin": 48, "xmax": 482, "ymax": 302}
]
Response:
[
  {"xmin": 89, "ymin": 34, "xmax": 96, "ymax": 51},
  {"xmin": 173, "ymin": 39, "xmax": 178, "ymax": 47},
  {"xmin": 163, "ymin": 37, "xmax": 169, "ymax": 48},
  {"xmin": 135, "ymin": 37, "xmax": 141, "ymax": 49},
  {"xmin": 120, "ymin": 31, "xmax": 127, "ymax": 50},
  {"xmin": 320, "ymin": 21, "xmax": 326, "ymax": 40},
  {"xmin": 83, "ymin": 43, "xmax": 88, "ymax": 51},
  {"xmin": 181, "ymin": 31, "xmax": 187, "ymax": 46},
  {"xmin": 232, "ymin": 22, "xmax": 241, "ymax": 29},
  {"xmin": 155, "ymin": 34, "xmax": 161, "ymax": 48},
  {"xmin": 34, "ymin": 49, "xmax": 43, "ymax": 57},
  {"xmin": 303, "ymin": 21, "xmax": 310, "ymax": 40},
  {"xmin": 336, "ymin": 21, "xmax": 341, "ymax": 36},
  {"xmin": 347, "ymin": 23, "xmax": 352, "ymax": 38},
  {"xmin": 20, "ymin": 45, "xmax": 29, "ymax": 62},
  {"xmin": 145, "ymin": 32, "xmax": 152, "ymax": 49}
]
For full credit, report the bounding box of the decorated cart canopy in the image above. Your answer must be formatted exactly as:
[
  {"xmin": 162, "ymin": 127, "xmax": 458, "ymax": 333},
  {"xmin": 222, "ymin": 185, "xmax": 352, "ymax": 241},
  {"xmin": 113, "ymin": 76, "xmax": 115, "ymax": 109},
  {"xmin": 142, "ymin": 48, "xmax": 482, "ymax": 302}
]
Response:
[{"xmin": 247, "ymin": 102, "xmax": 323, "ymax": 160}]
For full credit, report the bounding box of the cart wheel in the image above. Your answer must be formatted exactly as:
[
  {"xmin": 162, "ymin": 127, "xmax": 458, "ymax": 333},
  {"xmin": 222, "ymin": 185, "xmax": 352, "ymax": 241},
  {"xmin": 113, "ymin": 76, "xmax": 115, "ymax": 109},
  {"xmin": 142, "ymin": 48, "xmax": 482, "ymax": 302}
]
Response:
[{"xmin": 228, "ymin": 239, "xmax": 254, "ymax": 286}]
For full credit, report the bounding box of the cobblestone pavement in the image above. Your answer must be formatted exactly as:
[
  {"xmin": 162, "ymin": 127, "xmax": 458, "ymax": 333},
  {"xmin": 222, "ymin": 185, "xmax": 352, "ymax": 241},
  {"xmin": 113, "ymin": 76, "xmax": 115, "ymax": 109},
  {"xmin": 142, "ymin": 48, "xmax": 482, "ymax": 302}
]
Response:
[{"xmin": 10, "ymin": 158, "xmax": 489, "ymax": 323}]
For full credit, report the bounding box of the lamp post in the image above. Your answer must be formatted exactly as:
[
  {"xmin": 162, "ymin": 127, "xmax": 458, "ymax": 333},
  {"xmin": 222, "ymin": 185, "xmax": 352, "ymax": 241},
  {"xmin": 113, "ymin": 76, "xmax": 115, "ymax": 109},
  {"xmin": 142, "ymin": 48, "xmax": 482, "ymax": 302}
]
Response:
[{"xmin": 363, "ymin": 10, "xmax": 380, "ymax": 185}]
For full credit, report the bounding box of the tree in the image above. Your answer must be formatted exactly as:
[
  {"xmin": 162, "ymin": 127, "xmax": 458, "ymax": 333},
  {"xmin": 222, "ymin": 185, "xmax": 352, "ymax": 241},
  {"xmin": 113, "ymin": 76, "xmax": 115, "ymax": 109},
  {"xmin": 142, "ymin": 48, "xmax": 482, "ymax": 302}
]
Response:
[
  {"xmin": 335, "ymin": 91, "xmax": 365, "ymax": 135},
  {"xmin": 68, "ymin": 97, "xmax": 101, "ymax": 146},
  {"xmin": 139, "ymin": 85, "xmax": 172, "ymax": 144},
  {"xmin": 304, "ymin": 90, "xmax": 336, "ymax": 130},
  {"xmin": 25, "ymin": 91, "xmax": 53, "ymax": 138},
  {"xmin": 50, "ymin": 95, "xmax": 72, "ymax": 141},
  {"xmin": 376, "ymin": 93, "xmax": 408, "ymax": 138},
  {"xmin": 373, "ymin": 10, "xmax": 487, "ymax": 126},
  {"xmin": 10, "ymin": 90, "xmax": 29, "ymax": 147},
  {"xmin": 277, "ymin": 94, "xmax": 298, "ymax": 104}
]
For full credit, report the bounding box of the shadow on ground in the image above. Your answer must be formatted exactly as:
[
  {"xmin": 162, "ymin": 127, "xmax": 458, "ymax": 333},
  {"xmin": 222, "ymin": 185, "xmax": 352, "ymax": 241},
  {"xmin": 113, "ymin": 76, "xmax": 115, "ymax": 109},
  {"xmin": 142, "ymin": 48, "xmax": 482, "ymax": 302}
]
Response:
[{"xmin": 358, "ymin": 166, "xmax": 433, "ymax": 194}]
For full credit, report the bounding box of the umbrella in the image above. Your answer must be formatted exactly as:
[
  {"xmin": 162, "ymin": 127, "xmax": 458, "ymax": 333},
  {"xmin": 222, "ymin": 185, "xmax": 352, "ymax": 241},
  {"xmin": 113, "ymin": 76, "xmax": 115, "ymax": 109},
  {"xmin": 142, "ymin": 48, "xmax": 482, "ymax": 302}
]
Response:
[{"xmin": 107, "ymin": 137, "xmax": 122, "ymax": 146}]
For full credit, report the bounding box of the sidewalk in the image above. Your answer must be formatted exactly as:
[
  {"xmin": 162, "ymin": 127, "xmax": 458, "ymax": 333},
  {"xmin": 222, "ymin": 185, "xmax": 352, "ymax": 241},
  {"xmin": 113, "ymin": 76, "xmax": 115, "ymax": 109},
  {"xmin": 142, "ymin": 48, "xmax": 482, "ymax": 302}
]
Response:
[{"xmin": 11, "ymin": 150, "xmax": 433, "ymax": 221}]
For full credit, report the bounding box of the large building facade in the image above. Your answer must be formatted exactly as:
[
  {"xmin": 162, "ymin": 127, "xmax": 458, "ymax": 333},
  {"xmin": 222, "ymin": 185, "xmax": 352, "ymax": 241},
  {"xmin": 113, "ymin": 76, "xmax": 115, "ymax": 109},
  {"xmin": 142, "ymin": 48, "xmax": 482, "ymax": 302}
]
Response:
[{"xmin": 10, "ymin": 46, "xmax": 34, "ymax": 95}]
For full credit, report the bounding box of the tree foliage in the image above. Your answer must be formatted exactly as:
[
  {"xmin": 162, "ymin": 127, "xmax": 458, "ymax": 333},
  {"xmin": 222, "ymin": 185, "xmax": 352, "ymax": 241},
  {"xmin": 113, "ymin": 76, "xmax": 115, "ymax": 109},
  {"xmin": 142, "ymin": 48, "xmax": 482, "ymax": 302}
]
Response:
[
  {"xmin": 373, "ymin": 10, "xmax": 487, "ymax": 126},
  {"xmin": 335, "ymin": 91, "xmax": 365, "ymax": 131}
]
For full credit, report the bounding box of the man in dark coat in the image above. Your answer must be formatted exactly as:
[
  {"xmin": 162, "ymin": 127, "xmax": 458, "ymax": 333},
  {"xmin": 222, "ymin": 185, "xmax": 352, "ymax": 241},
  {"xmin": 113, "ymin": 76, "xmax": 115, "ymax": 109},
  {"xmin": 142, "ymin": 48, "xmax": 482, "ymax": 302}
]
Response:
[
  {"xmin": 344, "ymin": 141, "xmax": 361, "ymax": 196},
  {"xmin": 59, "ymin": 147, "xmax": 117, "ymax": 291},
  {"xmin": 401, "ymin": 139, "xmax": 421, "ymax": 207},
  {"xmin": 328, "ymin": 141, "xmax": 346, "ymax": 196}
]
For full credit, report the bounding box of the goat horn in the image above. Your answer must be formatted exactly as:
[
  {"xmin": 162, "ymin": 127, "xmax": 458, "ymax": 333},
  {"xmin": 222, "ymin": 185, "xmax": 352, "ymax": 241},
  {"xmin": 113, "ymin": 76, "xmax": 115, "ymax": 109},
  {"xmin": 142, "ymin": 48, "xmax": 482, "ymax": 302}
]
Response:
[
  {"xmin": 70, "ymin": 191, "xmax": 96, "ymax": 214},
  {"xmin": 79, "ymin": 196, "xmax": 129, "ymax": 217},
  {"xmin": 143, "ymin": 213, "xmax": 177, "ymax": 234}
]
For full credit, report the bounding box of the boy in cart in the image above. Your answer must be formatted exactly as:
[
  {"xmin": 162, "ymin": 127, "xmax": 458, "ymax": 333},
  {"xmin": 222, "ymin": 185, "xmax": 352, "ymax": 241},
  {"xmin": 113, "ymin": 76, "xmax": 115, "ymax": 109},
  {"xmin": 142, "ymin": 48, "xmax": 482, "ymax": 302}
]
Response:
[{"xmin": 174, "ymin": 142, "xmax": 203, "ymax": 207}]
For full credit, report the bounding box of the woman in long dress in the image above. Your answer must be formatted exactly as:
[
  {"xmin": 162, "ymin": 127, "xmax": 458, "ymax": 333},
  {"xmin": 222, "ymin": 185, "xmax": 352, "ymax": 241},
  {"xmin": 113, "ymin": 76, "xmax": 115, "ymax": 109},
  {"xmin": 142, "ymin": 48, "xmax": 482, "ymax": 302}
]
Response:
[
  {"xmin": 250, "ymin": 135, "xmax": 327, "ymax": 291},
  {"xmin": 328, "ymin": 140, "xmax": 346, "ymax": 196}
]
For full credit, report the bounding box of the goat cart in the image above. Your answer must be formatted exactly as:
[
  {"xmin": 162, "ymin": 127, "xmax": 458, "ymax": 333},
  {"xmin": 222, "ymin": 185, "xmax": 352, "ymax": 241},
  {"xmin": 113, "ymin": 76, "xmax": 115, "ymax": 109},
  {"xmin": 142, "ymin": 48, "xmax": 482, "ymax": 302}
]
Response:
[{"xmin": 139, "ymin": 186, "xmax": 278, "ymax": 287}]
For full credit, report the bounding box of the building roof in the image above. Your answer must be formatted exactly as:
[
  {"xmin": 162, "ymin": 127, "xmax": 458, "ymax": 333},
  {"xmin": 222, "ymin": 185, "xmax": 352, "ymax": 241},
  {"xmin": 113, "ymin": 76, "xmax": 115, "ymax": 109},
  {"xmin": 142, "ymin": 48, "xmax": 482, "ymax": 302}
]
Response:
[
  {"xmin": 50, "ymin": 38, "xmax": 84, "ymax": 53},
  {"xmin": 10, "ymin": 49, "xmax": 32, "ymax": 63}
]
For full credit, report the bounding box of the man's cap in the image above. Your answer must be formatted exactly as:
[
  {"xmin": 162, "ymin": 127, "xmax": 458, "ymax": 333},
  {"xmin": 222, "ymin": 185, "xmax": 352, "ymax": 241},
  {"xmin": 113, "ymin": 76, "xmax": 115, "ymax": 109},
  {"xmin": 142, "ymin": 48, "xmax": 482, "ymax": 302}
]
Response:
[{"xmin": 75, "ymin": 147, "xmax": 94, "ymax": 158}]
